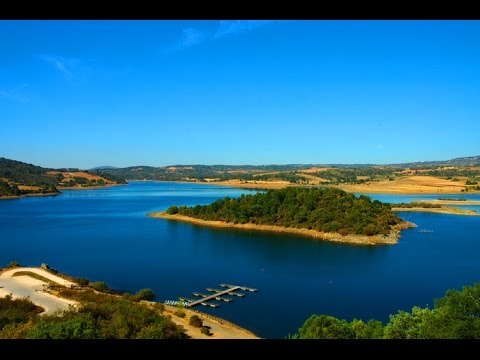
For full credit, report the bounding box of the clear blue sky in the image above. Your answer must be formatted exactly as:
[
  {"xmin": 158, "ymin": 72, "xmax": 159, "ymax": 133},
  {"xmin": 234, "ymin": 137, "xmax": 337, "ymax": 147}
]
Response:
[{"xmin": 1, "ymin": 20, "xmax": 480, "ymax": 169}]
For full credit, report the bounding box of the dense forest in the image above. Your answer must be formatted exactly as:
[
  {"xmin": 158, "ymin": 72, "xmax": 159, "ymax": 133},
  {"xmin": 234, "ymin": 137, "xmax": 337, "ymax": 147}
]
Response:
[
  {"xmin": 0, "ymin": 157, "xmax": 125, "ymax": 197},
  {"xmin": 166, "ymin": 187, "xmax": 401, "ymax": 236},
  {"xmin": 291, "ymin": 283, "xmax": 480, "ymax": 339}
]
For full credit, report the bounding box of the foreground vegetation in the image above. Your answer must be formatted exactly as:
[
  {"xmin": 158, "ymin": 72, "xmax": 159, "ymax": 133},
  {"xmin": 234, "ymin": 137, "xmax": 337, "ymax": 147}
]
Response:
[
  {"xmin": 167, "ymin": 187, "xmax": 402, "ymax": 236},
  {"xmin": 0, "ymin": 287, "xmax": 187, "ymax": 339},
  {"xmin": 291, "ymin": 283, "xmax": 480, "ymax": 339}
]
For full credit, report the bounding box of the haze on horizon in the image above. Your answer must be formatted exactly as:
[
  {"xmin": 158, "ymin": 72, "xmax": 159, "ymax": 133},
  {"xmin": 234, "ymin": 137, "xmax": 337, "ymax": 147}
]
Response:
[{"xmin": 1, "ymin": 20, "xmax": 480, "ymax": 169}]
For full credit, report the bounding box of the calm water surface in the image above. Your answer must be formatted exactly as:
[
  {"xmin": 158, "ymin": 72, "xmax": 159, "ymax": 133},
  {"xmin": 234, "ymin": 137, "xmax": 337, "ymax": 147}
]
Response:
[{"xmin": 1, "ymin": 182, "xmax": 479, "ymax": 338}]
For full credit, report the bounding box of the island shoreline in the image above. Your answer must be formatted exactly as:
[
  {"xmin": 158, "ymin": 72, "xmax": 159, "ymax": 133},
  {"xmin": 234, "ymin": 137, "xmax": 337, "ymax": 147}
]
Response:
[
  {"xmin": 392, "ymin": 207, "xmax": 479, "ymax": 216},
  {"xmin": 148, "ymin": 212, "xmax": 416, "ymax": 246}
]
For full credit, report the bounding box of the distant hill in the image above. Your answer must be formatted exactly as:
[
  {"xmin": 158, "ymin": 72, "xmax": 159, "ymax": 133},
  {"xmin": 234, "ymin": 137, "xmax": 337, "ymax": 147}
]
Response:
[
  {"xmin": 2, "ymin": 154, "xmax": 479, "ymax": 197},
  {"xmin": 90, "ymin": 166, "xmax": 119, "ymax": 170},
  {"xmin": 92, "ymin": 155, "xmax": 480, "ymax": 188},
  {"xmin": 0, "ymin": 157, "xmax": 125, "ymax": 197},
  {"xmin": 394, "ymin": 155, "xmax": 480, "ymax": 168}
]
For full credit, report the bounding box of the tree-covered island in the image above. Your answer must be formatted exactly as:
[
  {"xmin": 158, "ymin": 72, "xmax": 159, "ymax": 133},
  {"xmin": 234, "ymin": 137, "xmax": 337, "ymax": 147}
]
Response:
[{"xmin": 151, "ymin": 187, "xmax": 415, "ymax": 245}]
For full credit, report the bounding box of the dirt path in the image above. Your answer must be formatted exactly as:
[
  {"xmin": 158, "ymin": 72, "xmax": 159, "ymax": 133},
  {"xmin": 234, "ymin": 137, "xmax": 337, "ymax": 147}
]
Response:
[
  {"xmin": 0, "ymin": 267, "xmax": 77, "ymax": 315},
  {"xmin": 163, "ymin": 305, "xmax": 259, "ymax": 339}
]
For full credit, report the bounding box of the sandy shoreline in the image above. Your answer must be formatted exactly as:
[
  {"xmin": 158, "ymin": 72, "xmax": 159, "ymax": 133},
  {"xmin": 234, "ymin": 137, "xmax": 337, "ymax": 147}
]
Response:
[
  {"xmin": 0, "ymin": 183, "xmax": 126, "ymax": 200},
  {"xmin": 58, "ymin": 183, "xmax": 125, "ymax": 190},
  {"xmin": 418, "ymin": 199, "xmax": 480, "ymax": 206},
  {"xmin": 162, "ymin": 304, "xmax": 259, "ymax": 339},
  {"xmin": 392, "ymin": 207, "xmax": 479, "ymax": 216},
  {"xmin": 0, "ymin": 192, "xmax": 59, "ymax": 200},
  {"xmin": 149, "ymin": 212, "xmax": 416, "ymax": 246}
]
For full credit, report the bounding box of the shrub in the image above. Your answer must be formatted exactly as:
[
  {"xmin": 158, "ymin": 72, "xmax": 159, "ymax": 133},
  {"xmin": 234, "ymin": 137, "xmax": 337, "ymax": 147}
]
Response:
[
  {"xmin": 134, "ymin": 288, "xmax": 156, "ymax": 302},
  {"xmin": 153, "ymin": 303, "xmax": 165, "ymax": 313},
  {"xmin": 200, "ymin": 326, "xmax": 212, "ymax": 336},
  {"xmin": 136, "ymin": 322, "xmax": 188, "ymax": 339},
  {"xmin": 0, "ymin": 296, "xmax": 42, "ymax": 331},
  {"xmin": 74, "ymin": 277, "xmax": 90, "ymax": 286},
  {"xmin": 189, "ymin": 315, "xmax": 203, "ymax": 328},
  {"xmin": 27, "ymin": 313, "xmax": 99, "ymax": 339},
  {"xmin": 90, "ymin": 281, "xmax": 109, "ymax": 293},
  {"xmin": 174, "ymin": 309, "xmax": 186, "ymax": 318},
  {"xmin": 6, "ymin": 261, "xmax": 21, "ymax": 269}
]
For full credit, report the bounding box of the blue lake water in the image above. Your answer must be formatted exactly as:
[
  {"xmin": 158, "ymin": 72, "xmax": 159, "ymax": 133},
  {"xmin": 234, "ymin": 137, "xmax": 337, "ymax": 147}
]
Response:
[{"xmin": 1, "ymin": 181, "xmax": 479, "ymax": 338}]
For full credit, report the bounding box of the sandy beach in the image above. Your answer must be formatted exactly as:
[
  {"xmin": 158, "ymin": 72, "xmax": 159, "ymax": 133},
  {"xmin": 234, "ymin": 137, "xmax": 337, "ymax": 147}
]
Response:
[{"xmin": 149, "ymin": 212, "xmax": 415, "ymax": 246}]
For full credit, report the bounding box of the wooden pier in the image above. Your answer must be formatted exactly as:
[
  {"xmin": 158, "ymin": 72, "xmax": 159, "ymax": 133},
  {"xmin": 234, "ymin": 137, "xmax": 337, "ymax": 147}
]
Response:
[{"xmin": 186, "ymin": 283, "xmax": 257, "ymax": 308}]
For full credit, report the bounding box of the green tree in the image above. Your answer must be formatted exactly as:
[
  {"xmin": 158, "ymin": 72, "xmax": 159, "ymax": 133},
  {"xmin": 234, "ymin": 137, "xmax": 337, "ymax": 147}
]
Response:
[
  {"xmin": 384, "ymin": 308, "xmax": 425, "ymax": 339},
  {"xmin": 167, "ymin": 206, "xmax": 179, "ymax": 215},
  {"xmin": 350, "ymin": 319, "xmax": 384, "ymax": 339},
  {"xmin": 297, "ymin": 315, "xmax": 355, "ymax": 339},
  {"xmin": 294, "ymin": 283, "xmax": 480, "ymax": 339}
]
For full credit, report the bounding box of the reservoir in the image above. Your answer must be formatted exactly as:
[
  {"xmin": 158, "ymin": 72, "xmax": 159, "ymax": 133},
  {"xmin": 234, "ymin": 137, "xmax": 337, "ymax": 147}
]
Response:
[{"xmin": 1, "ymin": 182, "xmax": 479, "ymax": 338}]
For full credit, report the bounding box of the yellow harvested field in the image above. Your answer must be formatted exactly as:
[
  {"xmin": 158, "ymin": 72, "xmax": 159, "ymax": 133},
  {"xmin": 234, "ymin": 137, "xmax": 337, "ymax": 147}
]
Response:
[
  {"xmin": 337, "ymin": 175, "xmax": 467, "ymax": 194},
  {"xmin": 61, "ymin": 171, "xmax": 107, "ymax": 181},
  {"xmin": 17, "ymin": 185, "xmax": 41, "ymax": 191},
  {"xmin": 214, "ymin": 179, "xmax": 291, "ymax": 189}
]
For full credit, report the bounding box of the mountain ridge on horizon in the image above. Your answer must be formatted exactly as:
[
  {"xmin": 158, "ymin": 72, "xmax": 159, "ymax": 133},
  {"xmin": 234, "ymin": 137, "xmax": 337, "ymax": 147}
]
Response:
[{"xmin": 88, "ymin": 155, "xmax": 480, "ymax": 170}]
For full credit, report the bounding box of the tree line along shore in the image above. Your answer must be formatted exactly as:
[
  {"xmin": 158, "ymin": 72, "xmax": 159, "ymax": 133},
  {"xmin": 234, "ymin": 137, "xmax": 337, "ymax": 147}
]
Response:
[{"xmin": 2, "ymin": 156, "xmax": 480, "ymax": 198}]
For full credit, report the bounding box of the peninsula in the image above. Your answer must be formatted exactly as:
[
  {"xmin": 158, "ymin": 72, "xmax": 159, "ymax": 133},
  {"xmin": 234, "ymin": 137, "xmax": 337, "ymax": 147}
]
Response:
[
  {"xmin": 149, "ymin": 187, "xmax": 415, "ymax": 245},
  {"xmin": 392, "ymin": 202, "xmax": 479, "ymax": 216},
  {"xmin": 0, "ymin": 157, "xmax": 126, "ymax": 199}
]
